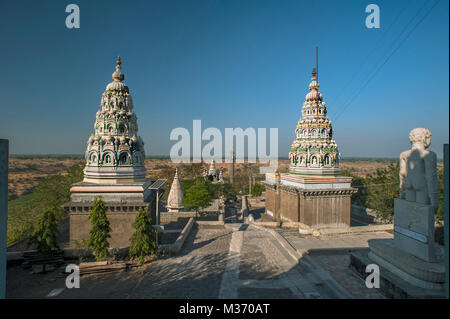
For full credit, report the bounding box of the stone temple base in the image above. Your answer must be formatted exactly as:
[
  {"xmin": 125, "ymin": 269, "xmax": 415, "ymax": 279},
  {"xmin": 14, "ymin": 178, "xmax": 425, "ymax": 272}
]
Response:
[
  {"xmin": 369, "ymin": 239, "xmax": 445, "ymax": 291},
  {"xmin": 350, "ymin": 249, "xmax": 445, "ymax": 299},
  {"xmin": 264, "ymin": 173, "xmax": 357, "ymax": 227},
  {"xmin": 63, "ymin": 180, "xmax": 156, "ymax": 249},
  {"xmin": 349, "ymin": 198, "xmax": 445, "ymax": 298}
]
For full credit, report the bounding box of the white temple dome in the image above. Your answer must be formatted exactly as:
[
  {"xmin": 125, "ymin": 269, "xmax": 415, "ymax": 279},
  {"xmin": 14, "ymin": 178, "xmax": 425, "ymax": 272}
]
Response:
[{"xmin": 106, "ymin": 81, "xmax": 129, "ymax": 91}]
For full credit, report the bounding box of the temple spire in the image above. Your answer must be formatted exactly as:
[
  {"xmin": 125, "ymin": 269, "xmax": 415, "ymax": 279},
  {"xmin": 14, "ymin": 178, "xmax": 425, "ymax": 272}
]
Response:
[{"xmin": 167, "ymin": 168, "xmax": 184, "ymax": 212}]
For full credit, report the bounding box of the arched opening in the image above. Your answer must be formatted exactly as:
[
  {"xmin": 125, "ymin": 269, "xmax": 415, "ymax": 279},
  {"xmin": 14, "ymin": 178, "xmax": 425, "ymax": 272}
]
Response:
[
  {"xmin": 105, "ymin": 155, "xmax": 112, "ymax": 164},
  {"xmin": 119, "ymin": 153, "xmax": 129, "ymax": 165},
  {"xmin": 300, "ymin": 157, "xmax": 305, "ymax": 165}
]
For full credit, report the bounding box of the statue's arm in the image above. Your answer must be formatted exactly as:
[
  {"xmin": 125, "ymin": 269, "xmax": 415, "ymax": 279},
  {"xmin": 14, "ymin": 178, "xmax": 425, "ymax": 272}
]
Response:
[
  {"xmin": 425, "ymin": 152, "xmax": 439, "ymax": 211},
  {"xmin": 399, "ymin": 153, "xmax": 407, "ymax": 198}
]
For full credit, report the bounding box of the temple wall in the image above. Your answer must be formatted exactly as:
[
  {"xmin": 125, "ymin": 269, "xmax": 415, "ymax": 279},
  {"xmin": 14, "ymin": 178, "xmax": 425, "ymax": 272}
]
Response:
[
  {"xmin": 280, "ymin": 189, "xmax": 300, "ymax": 222},
  {"xmin": 70, "ymin": 212, "xmax": 139, "ymax": 249},
  {"xmin": 264, "ymin": 184, "xmax": 353, "ymax": 227},
  {"xmin": 264, "ymin": 184, "xmax": 277, "ymax": 219},
  {"xmin": 68, "ymin": 197, "xmax": 156, "ymax": 249},
  {"xmin": 301, "ymin": 194, "xmax": 351, "ymax": 227}
]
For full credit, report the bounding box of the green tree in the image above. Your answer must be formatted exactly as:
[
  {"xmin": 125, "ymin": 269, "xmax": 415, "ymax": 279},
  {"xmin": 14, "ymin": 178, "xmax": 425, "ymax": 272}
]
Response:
[
  {"xmin": 183, "ymin": 179, "xmax": 213, "ymax": 216},
  {"xmin": 28, "ymin": 208, "xmax": 60, "ymax": 256},
  {"xmin": 251, "ymin": 183, "xmax": 264, "ymax": 196},
  {"xmin": 363, "ymin": 163, "xmax": 399, "ymax": 222},
  {"xmin": 87, "ymin": 199, "xmax": 111, "ymax": 260},
  {"xmin": 129, "ymin": 208, "xmax": 158, "ymax": 265}
]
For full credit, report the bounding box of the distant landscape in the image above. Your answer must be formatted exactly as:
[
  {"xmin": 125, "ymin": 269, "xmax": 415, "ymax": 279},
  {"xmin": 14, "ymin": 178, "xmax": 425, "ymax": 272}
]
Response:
[
  {"xmin": 7, "ymin": 155, "xmax": 400, "ymax": 201},
  {"xmin": 6, "ymin": 155, "xmax": 444, "ymax": 247}
]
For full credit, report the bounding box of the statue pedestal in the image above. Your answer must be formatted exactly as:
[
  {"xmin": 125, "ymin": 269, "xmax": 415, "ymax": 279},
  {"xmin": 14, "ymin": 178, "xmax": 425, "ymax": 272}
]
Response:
[
  {"xmin": 393, "ymin": 198, "xmax": 437, "ymax": 262},
  {"xmin": 352, "ymin": 199, "xmax": 445, "ymax": 297}
]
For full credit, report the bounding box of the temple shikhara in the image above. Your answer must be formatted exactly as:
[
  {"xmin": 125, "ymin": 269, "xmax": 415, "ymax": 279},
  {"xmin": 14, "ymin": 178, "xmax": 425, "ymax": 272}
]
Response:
[
  {"xmin": 288, "ymin": 68, "xmax": 339, "ymax": 175},
  {"xmin": 64, "ymin": 56, "xmax": 157, "ymax": 248},
  {"xmin": 264, "ymin": 67, "xmax": 357, "ymax": 228},
  {"xmin": 166, "ymin": 168, "xmax": 184, "ymax": 213}
]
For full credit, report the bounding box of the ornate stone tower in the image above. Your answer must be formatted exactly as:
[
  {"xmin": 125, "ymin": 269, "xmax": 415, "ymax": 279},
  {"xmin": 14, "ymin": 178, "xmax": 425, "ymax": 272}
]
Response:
[
  {"xmin": 84, "ymin": 56, "xmax": 147, "ymax": 184},
  {"xmin": 65, "ymin": 56, "xmax": 155, "ymax": 248},
  {"xmin": 264, "ymin": 65, "xmax": 356, "ymax": 228},
  {"xmin": 289, "ymin": 68, "xmax": 339, "ymax": 175}
]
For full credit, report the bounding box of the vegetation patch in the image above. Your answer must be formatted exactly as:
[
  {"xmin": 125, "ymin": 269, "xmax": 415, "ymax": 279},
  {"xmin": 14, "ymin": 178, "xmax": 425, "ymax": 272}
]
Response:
[{"xmin": 7, "ymin": 162, "xmax": 84, "ymax": 246}]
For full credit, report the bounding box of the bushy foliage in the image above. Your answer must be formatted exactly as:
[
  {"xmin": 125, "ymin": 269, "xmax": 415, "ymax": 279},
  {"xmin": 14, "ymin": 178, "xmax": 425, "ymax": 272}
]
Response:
[
  {"xmin": 129, "ymin": 208, "xmax": 158, "ymax": 265},
  {"xmin": 251, "ymin": 183, "xmax": 264, "ymax": 196},
  {"xmin": 7, "ymin": 162, "xmax": 84, "ymax": 245},
  {"xmin": 87, "ymin": 199, "xmax": 111, "ymax": 260},
  {"xmin": 343, "ymin": 163, "xmax": 445, "ymax": 223},
  {"xmin": 28, "ymin": 208, "xmax": 60, "ymax": 256},
  {"xmin": 183, "ymin": 179, "xmax": 213, "ymax": 215},
  {"xmin": 363, "ymin": 163, "xmax": 400, "ymax": 222}
]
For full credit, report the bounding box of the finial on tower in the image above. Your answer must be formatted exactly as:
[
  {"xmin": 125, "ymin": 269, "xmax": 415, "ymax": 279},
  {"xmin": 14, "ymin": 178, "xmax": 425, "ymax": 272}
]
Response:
[
  {"xmin": 316, "ymin": 46, "xmax": 318, "ymax": 81},
  {"xmin": 112, "ymin": 55, "xmax": 124, "ymax": 82}
]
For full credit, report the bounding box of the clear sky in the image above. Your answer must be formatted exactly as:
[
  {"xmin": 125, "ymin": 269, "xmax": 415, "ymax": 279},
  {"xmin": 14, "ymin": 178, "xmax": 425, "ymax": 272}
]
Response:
[{"xmin": 0, "ymin": 0, "xmax": 448, "ymax": 158}]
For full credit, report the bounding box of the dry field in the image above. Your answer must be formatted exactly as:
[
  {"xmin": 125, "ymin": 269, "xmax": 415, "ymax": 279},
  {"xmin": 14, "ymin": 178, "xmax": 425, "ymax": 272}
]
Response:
[
  {"xmin": 8, "ymin": 157, "xmax": 83, "ymax": 200},
  {"xmin": 8, "ymin": 157, "xmax": 397, "ymax": 201}
]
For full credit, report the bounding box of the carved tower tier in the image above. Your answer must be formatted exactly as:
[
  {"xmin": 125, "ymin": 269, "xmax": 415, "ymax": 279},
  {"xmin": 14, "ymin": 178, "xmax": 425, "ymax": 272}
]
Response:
[
  {"xmin": 83, "ymin": 55, "xmax": 147, "ymax": 184},
  {"xmin": 289, "ymin": 68, "xmax": 339, "ymax": 175}
]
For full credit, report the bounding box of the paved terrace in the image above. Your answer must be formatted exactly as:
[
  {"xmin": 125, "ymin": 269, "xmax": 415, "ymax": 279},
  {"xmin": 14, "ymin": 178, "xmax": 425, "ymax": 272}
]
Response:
[{"xmin": 6, "ymin": 221, "xmax": 391, "ymax": 299}]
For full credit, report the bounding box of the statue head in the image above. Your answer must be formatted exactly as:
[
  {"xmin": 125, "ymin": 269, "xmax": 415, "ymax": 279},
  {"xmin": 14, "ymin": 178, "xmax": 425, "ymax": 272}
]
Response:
[{"xmin": 409, "ymin": 128, "xmax": 432, "ymax": 149}]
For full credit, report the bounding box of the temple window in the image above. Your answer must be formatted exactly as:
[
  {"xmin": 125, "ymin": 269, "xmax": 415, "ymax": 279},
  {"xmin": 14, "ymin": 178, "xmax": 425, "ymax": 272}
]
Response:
[
  {"xmin": 302, "ymin": 129, "xmax": 308, "ymax": 137},
  {"xmin": 105, "ymin": 155, "xmax": 112, "ymax": 164},
  {"xmin": 120, "ymin": 153, "xmax": 129, "ymax": 164}
]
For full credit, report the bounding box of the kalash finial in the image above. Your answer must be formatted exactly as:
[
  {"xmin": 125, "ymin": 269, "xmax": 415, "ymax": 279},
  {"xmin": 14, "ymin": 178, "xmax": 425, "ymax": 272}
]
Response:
[{"xmin": 112, "ymin": 55, "xmax": 124, "ymax": 82}]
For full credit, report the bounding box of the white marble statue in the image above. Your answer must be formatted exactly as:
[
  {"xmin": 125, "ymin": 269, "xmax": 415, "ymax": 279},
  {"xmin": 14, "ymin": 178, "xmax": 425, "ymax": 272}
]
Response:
[{"xmin": 399, "ymin": 128, "xmax": 439, "ymax": 213}]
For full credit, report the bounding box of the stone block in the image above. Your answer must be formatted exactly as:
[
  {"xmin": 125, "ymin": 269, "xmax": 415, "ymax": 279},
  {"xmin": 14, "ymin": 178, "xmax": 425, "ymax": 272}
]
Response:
[
  {"xmin": 393, "ymin": 198, "xmax": 436, "ymax": 262},
  {"xmin": 369, "ymin": 239, "xmax": 445, "ymax": 284}
]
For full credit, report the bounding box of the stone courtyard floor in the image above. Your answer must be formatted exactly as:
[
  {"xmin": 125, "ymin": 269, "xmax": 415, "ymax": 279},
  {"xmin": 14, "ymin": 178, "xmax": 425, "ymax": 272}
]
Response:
[{"xmin": 6, "ymin": 223, "xmax": 393, "ymax": 299}]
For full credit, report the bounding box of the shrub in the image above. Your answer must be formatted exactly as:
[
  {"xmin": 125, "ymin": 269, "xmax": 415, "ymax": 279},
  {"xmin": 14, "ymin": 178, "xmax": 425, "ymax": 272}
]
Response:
[
  {"xmin": 87, "ymin": 199, "xmax": 111, "ymax": 260},
  {"xmin": 28, "ymin": 208, "xmax": 60, "ymax": 256},
  {"xmin": 251, "ymin": 183, "xmax": 264, "ymax": 196},
  {"xmin": 129, "ymin": 208, "xmax": 157, "ymax": 265}
]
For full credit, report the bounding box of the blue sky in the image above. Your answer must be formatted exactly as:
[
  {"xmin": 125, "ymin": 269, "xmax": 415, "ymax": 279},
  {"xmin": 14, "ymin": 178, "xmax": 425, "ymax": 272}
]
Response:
[{"xmin": 0, "ymin": 0, "xmax": 448, "ymax": 158}]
